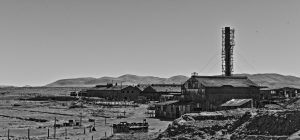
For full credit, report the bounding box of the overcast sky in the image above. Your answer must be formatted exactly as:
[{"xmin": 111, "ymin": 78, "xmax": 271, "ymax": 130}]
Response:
[{"xmin": 0, "ymin": 0, "xmax": 299, "ymax": 86}]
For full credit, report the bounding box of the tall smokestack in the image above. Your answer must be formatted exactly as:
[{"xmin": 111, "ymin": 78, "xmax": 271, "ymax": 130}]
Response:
[{"xmin": 222, "ymin": 27, "xmax": 235, "ymax": 76}]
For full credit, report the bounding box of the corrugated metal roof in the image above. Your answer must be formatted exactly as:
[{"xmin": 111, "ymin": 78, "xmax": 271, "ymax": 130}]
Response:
[
  {"xmin": 193, "ymin": 76, "xmax": 259, "ymax": 87},
  {"xmin": 221, "ymin": 99, "xmax": 252, "ymax": 107}
]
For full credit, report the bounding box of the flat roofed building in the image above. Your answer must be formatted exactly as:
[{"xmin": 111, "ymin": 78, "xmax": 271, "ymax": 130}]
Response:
[{"xmin": 85, "ymin": 85, "xmax": 141, "ymax": 101}]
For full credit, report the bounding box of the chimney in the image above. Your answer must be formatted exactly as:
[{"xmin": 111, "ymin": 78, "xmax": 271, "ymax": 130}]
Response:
[{"xmin": 222, "ymin": 27, "xmax": 235, "ymax": 76}]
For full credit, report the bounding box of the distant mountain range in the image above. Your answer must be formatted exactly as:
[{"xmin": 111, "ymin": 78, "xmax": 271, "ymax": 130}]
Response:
[
  {"xmin": 45, "ymin": 74, "xmax": 189, "ymax": 87},
  {"xmin": 45, "ymin": 73, "xmax": 300, "ymax": 89},
  {"xmin": 0, "ymin": 85, "xmax": 15, "ymax": 88}
]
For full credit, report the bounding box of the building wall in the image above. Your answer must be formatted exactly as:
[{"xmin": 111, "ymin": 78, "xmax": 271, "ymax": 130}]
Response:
[
  {"xmin": 141, "ymin": 87, "xmax": 163, "ymax": 101},
  {"xmin": 260, "ymin": 90, "xmax": 272, "ymax": 100},
  {"xmin": 85, "ymin": 89, "xmax": 120, "ymax": 100},
  {"xmin": 272, "ymin": 88, "xmax": 298, "ymax": 98},
  {"xmin": 120, "ymin": 86, "xmax": 141, "ymax": 101},
  {"xmin": 155, "ymin": 104, "xmax": 191, "ymax": 119},
  {"xmin": 182, "ymin": 80, "xmax": 260, "ymax": 111},
  {"xmin": 261, "ymin": 87, "xmax": 299, "ymax": 99},
  {"xmin": 206, "ymin": 86, "xmax": 259, "ymax": 107}
]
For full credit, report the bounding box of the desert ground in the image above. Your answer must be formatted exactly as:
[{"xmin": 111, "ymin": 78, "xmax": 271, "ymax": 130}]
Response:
[
  {"xmin": 0, "ymin": 87, "xmax": 171, "ymax": 140},
  {"xmin": 3, "ymin": 87, "xmax": 300, "ymax": 140}
]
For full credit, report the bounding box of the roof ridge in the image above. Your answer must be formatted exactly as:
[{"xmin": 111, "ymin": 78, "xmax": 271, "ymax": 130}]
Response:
[{"xmin": 193, "ymin": 76, "xmax": 259, "ymax": 87}]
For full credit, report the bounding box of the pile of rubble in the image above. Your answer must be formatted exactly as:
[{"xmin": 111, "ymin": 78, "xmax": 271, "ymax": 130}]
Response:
[
  {"xmin": 156, "ymin": 109, "xmax": 300, "ymax": 140},
  {"xmin": 156, "ymin": 109, "xmax": 248, "ymax": 139},
  {"xmin": 286, "ymin": 98, "xmax": 300, "ymax": 110},
  {"xmin": 232, "ymin": 110, "xmax": 300, "ymax": 139}
]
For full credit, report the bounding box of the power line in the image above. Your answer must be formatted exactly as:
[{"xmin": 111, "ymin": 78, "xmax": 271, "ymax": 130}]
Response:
[
  {"xmin": 236, "ymin": 51, "xmax": 258, "ymax": 74},
  {"xmin": 199, "ymin": 52, "xmax": 219, "ymax": 74},
  {"xmin": 206, "ymin": 57, "xmax": 220, "ymax": 75}
]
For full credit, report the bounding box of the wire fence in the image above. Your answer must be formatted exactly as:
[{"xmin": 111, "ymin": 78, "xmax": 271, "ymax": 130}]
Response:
[{"xmin": 0, "ymin": 126, "xmax": 113, "ymax": 140}]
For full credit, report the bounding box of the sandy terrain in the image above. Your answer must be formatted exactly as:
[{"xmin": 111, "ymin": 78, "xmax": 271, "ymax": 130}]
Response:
[
  {"xmin": 0, "ymin": 87, "xmax": 171, "ymax": 140},
  {"xmin": 0, "ymin": 100, "xmax": 170, "ymax": 140}
]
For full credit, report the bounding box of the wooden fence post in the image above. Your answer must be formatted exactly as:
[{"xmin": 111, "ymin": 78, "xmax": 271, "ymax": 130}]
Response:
[
  {"xmin": 28, "ymin": 128, "xmax": 30, "ymax": 140},
  {"xmin": 7, "ymin": 129, "xmax": 9, "ymax": 140},
  {"xmin": 65, "ymin": 128, "xmax": 68, "ymax": 139},
  {"xmin": 54, "ymin": 117, "xmax": 56, "ymax": 138}
]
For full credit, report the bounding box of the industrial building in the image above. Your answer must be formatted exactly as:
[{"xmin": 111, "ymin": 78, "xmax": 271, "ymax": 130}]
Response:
[
  {"xmin": 182, "ymin": 75, "xmax": 260, "ymax": 111},
  {"xmin": 155, "ymin": 27, "xmax": 261, "ymax": 119}
]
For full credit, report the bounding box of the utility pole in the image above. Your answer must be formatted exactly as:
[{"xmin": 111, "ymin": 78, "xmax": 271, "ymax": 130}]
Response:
[
  {"xmin": 65, "ymin": 128, "xmax": 68, "ymax": 140},
  {"xmin": 54, "ymin": 117, "xmax": 56, "ymax": 138},
  {"xmin": 80, "ymin": 112, "xmax": 83, "ymax": 126},
  {"xmin": 7, "ymin": 129, "xmax": 9, "ymax": 140},
  {"xmin": 28, "ymin": 128, "xmax": 30, "ymax": 140}
]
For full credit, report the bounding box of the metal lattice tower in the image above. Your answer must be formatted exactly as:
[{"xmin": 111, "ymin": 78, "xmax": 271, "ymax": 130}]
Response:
[{"xmin": 222, "ymin": 27, "xmax": 235, "ymax": 76}]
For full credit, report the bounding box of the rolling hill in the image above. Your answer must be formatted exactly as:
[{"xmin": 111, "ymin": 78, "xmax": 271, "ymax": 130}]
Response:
[
  {"xmin": 45, "ymin": 74, "xmax": 189, "ymax": 87},
  {"xmin": 45, "ymin": 73, "xmax": 300, "ymax": 89},
  {"xmin": 244, "ymin": 73, "xmax": 300, "ymax": 89}
]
